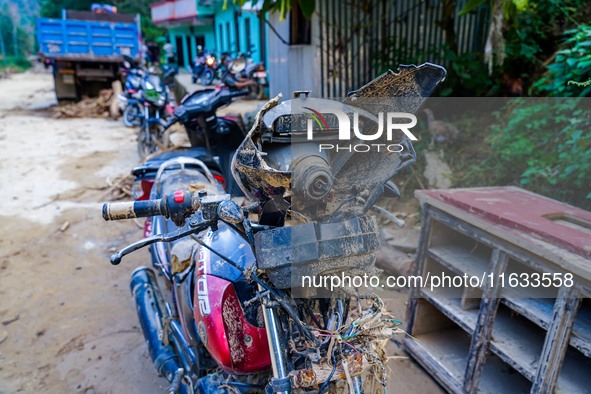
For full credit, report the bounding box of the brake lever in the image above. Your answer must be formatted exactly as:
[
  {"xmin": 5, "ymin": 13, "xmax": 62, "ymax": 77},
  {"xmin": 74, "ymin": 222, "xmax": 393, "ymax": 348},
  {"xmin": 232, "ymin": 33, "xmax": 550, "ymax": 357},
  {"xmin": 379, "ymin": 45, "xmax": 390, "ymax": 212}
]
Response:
[{"xmin": 110, "ymin": 220, "xmax": 212, "ymax": 265}]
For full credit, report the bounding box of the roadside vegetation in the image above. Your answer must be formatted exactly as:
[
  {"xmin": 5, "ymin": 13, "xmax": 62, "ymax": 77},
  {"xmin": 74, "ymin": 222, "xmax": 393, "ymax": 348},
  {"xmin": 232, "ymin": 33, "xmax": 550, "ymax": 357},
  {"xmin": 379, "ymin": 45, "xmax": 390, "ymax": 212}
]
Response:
[
  {"xmin": 0, "ymin": 56, "xmax": 32, "ymax": 73},
  {"xmin": 388, "ymin": 0, "xmax": 591, "ymax": 210},
  {"xmin": 0, "ymin": 0, "xmax": 37, "ymax": 72}
]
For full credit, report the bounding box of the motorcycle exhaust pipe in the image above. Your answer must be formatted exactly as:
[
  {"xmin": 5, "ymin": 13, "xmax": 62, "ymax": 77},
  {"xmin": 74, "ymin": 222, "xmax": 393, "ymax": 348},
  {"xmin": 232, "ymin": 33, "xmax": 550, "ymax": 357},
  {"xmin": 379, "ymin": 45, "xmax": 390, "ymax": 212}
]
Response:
[{"xmin": 130, "ymin": 266, "xmax": 188, "ymax": 394}]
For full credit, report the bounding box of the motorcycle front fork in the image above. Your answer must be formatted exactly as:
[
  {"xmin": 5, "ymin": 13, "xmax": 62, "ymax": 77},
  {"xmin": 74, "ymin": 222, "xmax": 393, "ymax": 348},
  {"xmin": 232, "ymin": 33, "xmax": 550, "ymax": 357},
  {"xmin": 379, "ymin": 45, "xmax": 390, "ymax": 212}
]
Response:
[
  {"xmin": 259, "ymin": 284, "xmax": 290, "ymax": 394},
  {"xmin": 259, "ymin": 289, "xmax": 366, "ymax": 394}
]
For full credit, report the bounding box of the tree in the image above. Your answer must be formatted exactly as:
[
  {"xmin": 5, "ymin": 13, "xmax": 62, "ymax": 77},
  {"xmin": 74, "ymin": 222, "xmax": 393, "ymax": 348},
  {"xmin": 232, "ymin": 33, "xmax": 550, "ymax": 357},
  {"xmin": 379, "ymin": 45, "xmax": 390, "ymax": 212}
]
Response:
[{"xmin": 0, "ymin": 2, "xmax": 33, "ymax": 58}]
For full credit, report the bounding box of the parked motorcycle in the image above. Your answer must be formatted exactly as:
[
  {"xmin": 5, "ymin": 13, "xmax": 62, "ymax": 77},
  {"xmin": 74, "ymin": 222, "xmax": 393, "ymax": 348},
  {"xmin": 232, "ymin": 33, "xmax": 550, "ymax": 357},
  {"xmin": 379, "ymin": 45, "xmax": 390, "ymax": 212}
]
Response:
[
  {"xmin": 119, "ymin": 56, "xmax": 145, "ymax": 127},
  {"xmin": 215, "ymin": 52, "xmax": 232, "ymax": 80},
  {"xmin": 220, "ymin": 50, "xmax": 268, "ymax": 100},
  {"xmin": 119, "ymin": 57, "xmax": 177, "ymax": 128},
  {"xmin": 192, "ymin": 48, "xmax": 216, "ymax": 86},
  {"xmin": 136, "ymin": 73, "xmax": 175, "ymax": 159},
  {"xmin": 162, "ymin": 64, "xmax": 179, "ymax": 89},
  {"xmin": 237, "ymin": 51, "xmax": 268, "ymax": 100},
  {"xmin": 160, "ymin": 86, "xmax": 250, "ymax": 196},
  {"xmin": 101, "ymin": 63, "xmax": 446, "ymax": 394}
]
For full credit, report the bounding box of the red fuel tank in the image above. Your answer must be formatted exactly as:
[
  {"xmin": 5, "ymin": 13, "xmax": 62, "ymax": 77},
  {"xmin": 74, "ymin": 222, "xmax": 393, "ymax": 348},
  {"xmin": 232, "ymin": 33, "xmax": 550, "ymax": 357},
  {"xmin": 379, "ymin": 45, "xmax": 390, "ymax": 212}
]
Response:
[{"xmin": 194, "ymin": 272, "xmax": 270, "ymax": 374}]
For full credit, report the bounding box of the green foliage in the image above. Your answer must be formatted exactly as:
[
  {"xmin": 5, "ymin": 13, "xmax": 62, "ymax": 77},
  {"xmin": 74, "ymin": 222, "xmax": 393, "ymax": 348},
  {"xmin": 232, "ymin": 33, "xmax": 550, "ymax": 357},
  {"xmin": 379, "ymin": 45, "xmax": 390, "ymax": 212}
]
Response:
[
  {"xmin": 243, "ymin": 0, "xmax": 316, "ymax": 20},
  {"xmin": 373, "ymin": 41, "xmax": 497, "ymax": 96},
  {"xmin": 533, "ymin": 25, "xmax": 591, "ymax": 96},
  {"xmin": 0, "ymin": 55, "xmax": 32, "ymax": 71},
  {"xmin": 0, "ymin": 2, "xmax": 35, "ymax": 58},
  {"xmin": 298, "ymin": 0, "xmax": 315, "ymax": 19},
  {"xmin": 455, "ymin": 99, "xmax": 591, "ymax": 208},
  {"xmin": 459, "ymin": 0, "xmax": 527, "ymax": 17},
  {"xmin": 568, "ymin": 79, "xmax": 591, "ymax": 87},
  {"xmin": 443, "ymin": 48, "xmax": 496, "ymax": 96},
  {"xmin": 40, "ymin": 0, "xmax": 94, "ymax": 17},
  {"xmin": 430, "ymin": 0, "xmax": 588, "ymax": 96}
]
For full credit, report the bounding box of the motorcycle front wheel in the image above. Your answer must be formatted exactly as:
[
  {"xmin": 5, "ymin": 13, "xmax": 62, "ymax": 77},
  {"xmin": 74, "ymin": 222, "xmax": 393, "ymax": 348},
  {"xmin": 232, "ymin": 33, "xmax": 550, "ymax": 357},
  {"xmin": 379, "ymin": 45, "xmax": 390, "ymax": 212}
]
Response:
[
  {"xmin": 200, "ymin": 69, "xmax": 215, "ymax": 86},
  {"xmin": 137, "ymin": 123, "xmax": 170, "ymax": 159},
  {"xmin": 123, "ymin": 103, "xmax": 143, "ymax": 127},
  {"xmin": 248, "ymin": 82, "xmax": 265, "ymax": 100}
]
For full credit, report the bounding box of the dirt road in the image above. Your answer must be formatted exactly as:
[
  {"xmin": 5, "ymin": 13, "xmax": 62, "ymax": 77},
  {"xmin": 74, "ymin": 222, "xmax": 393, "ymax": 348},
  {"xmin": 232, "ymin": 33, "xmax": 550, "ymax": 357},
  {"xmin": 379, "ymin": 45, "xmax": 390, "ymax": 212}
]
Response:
[
  {"xmin": 0, "ymin": 71, "xmax": 442, "ymax": 394},
  {"xmin": 0, "ymin": 71, "xmax": 167, "ymax": 393}
]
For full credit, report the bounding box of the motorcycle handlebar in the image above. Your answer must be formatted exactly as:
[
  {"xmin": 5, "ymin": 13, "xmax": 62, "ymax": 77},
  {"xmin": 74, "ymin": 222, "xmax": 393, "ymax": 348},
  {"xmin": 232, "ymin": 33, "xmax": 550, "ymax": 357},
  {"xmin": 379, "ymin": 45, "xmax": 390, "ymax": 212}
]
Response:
[
  {"xmin": 102, "ymin": 189, "xmax": 197, "ymax": 226},
  {"xmin": 163, "ymin": 116, "xmax": 179, "ymax": 129},
  {"xmin": 102, "ymin": 199, "xmax": 165, "ymax": 221},
  {"xmin": 229, "ymin": 88, "xmax": 250, "ymax": 98}
]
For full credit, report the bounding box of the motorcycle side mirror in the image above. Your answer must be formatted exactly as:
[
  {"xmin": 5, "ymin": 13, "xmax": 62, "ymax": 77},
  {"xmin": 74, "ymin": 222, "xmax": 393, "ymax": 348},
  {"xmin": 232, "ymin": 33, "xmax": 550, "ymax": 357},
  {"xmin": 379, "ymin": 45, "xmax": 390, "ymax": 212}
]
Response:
[
  {"xmin": 217, "ymin": 200, "xmax": 244, "ymax": 224},
  {"xmin": 383, "ymin": 180, "xmax": 401, "ymax": 198}
]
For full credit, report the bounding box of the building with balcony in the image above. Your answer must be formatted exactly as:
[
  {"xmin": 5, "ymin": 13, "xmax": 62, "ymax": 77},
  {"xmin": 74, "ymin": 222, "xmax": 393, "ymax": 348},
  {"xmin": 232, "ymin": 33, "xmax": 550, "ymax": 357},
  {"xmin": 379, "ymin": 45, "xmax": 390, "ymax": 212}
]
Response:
[{"xmin": 150, "ymin": 0, "xmax": 266, "ymax": 69}]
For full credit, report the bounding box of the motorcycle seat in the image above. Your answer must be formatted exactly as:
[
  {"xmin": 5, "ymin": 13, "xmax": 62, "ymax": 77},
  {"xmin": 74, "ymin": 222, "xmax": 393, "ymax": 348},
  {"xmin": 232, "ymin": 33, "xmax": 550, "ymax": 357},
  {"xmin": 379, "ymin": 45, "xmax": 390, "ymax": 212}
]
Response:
[{"xmin": 131, "ymin": 147, "xmax": 221, "ymax": 177}]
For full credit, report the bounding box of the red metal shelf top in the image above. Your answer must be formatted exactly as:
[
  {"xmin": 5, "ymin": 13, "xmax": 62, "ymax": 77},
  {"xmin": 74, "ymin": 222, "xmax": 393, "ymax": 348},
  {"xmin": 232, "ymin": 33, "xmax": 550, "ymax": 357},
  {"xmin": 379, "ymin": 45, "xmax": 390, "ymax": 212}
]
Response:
[{"xmin": 418, "ymin": 186, "xmax": 591, "ymax": 259}]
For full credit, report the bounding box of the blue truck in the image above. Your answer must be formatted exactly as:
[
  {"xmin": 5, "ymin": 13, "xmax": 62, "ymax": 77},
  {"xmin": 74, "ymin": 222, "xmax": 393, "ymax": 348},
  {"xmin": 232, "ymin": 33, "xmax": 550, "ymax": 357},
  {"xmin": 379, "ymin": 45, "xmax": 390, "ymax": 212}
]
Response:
[{"xmin": 37, "ymin": 10, "xmax": 141, "ymax": 101}]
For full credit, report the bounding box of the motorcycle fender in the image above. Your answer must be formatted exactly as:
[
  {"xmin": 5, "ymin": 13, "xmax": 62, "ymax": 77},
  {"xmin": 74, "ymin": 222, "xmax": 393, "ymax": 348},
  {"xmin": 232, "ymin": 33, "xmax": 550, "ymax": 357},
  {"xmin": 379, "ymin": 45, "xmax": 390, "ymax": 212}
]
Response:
[
  {"xmin": 148, "ymin": 117, "xmax": 166, "ymax": 127},
  {"xmin": 193, "ymin": 274, "xmax": 270, "ymax": 375}
]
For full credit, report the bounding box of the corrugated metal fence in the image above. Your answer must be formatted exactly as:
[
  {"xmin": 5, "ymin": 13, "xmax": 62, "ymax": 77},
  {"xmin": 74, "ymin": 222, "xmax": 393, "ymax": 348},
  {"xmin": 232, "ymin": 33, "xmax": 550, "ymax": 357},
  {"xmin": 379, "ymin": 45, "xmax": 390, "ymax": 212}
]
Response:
[{"xmin": 317, "ymin": 0, "xmax": 490, "ymax": 97}]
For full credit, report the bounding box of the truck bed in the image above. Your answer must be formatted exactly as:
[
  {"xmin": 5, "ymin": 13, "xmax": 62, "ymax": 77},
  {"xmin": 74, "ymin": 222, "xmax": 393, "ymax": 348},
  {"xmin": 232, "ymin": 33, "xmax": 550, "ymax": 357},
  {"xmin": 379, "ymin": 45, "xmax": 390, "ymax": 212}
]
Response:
[{"xmin": 37, "ymin": 15, "xmax": 139, "ymax": 60}]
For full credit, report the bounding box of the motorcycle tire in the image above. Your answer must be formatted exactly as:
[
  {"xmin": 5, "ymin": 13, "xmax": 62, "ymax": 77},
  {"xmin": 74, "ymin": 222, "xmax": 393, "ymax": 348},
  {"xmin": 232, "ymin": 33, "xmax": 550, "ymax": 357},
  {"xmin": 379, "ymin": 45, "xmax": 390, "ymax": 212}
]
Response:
[
  {"xmin": 247, "ymin": 83, "xmax": 265, "ymax": 100},
  {"xmin": 123, "ymin": 103, "xmax": 143, "ymax": 127},
  {"xmin": 200, "ymin": 69, "xmax": 214, "ymax": 86},
  {"xmin": 137, "ymin": 123, "xmax": 169, "ymax": 160},
  {"xmin": 256, "ymin": 83, "xmax": 265, "ymax": 100}
]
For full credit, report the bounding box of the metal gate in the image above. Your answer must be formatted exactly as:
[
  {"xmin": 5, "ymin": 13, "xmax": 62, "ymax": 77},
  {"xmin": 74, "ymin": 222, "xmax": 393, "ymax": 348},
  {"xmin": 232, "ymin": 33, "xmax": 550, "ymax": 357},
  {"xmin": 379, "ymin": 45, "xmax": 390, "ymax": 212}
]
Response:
[{"xmin": 317, "ymin": 0, "xmax": 490, "ymax": 97}]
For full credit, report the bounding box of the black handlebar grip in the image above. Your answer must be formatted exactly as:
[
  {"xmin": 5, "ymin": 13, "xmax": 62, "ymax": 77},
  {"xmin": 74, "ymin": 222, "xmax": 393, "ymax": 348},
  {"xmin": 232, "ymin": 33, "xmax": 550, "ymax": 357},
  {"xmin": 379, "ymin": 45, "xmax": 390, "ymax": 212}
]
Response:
[{"xmin": 102, "ymin": 199, "xmax": 165, "ymax": 221}]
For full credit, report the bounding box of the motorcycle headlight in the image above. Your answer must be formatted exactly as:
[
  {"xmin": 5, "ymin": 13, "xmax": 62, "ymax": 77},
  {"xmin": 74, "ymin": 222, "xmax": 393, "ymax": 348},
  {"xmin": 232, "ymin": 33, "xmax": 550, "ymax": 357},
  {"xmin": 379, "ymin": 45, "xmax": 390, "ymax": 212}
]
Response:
[
  {"xmin": 206, "ymin": 56, "xmax": 215, "ymax": 66},
  {"xmin": 144, "ymin": 89, "xmax": 160, "ymax": 102}
]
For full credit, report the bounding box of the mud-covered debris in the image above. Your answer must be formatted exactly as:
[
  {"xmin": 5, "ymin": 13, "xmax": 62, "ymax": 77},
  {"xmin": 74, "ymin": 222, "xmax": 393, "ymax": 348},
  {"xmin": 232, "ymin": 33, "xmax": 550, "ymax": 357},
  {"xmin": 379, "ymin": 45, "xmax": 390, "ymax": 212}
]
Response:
[
  {"xmin": 53, "ymin": 89, "xmax": 114, "ymax": 119},
  {"xmin": 99, "ymin": 174, "xmax": 134, "ymax": 201}
]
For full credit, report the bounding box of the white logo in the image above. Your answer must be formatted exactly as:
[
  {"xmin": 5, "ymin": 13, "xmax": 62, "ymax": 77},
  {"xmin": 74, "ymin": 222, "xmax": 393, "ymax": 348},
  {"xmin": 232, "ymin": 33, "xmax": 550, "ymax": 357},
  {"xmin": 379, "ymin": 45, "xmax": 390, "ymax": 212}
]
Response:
[{"xmin": 306, "ymin": 110, "xmax": 417, "ymax": 141}]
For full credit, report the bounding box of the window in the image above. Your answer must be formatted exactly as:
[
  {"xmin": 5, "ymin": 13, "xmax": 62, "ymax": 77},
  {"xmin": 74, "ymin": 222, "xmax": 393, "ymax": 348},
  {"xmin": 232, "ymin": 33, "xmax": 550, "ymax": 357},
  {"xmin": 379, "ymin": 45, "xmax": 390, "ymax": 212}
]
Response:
[
  {"xmin": 245, "ymin": 18, "xmax": 252, "ymax": 52},
  {"xmin": 290, "ymin": 3, "xmax": 311, "ymax": 45}
]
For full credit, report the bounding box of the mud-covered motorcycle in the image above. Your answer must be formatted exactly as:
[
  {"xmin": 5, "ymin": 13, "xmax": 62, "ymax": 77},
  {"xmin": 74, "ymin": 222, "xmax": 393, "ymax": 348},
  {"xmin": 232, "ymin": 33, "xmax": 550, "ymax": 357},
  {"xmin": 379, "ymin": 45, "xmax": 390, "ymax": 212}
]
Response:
[
  {"xmin": 101, "ymin": 63, "xmax": 446, "ymax": 394},
  {"xmin": 136, "ymin": 73, "xmax": 174, "ymax": 159},
  {"xmin": 159, "ymin": 86, "xmax": 250, "ymax": 196}
]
